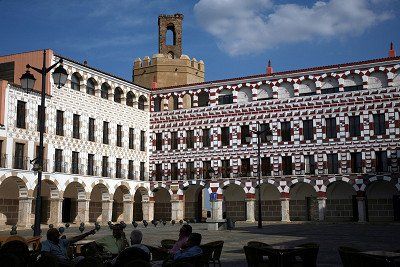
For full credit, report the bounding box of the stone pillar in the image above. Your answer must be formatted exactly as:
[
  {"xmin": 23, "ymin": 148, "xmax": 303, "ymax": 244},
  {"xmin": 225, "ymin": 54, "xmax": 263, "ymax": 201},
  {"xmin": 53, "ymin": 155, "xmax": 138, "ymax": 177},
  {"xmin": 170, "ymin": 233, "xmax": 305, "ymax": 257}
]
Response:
[
  {"xmin": 101, "ymin": 200, "xmax": 113, "ymax": 224},
  {"xmin": 211, "ymin": 199, "xmax": 223, "ymax": 220},
  {"xmin": 18, "ymin": 197, "xmax": 33, "ymax": 228},
  {"xmin": 317, "ymin": 197, "xmax": 327, "ymax": 221},
  {"xmin": 171, "ymin": 200, "xmax": 184, "ymax": 221},
  {"xmin": 123, "ymin": 200, "xmax": 134, "ymax": 223},
  {"xmin": 245, "ymin": 198, "xmax": 256, "ymax": 222},
  {"xmin": 357, "ymin": 196, "xmax": 366, "ymax": 223},
  {"xmin": 281, "ymin": 198, "xmax": 290, "ymax": 222},
  {"xmin": 6, "ymin": 137, "xmax": 14, "ymax": 169},
  {"xmin": 75, "ymin": 199, "xmax": 90, "ymax": 224},
  {"xmin": 47, "ymin": 198, "xmax": 63, "ymax": 226},
  {"xmin": 142, "ymin": 201, "xmax": 154, "ymax": 221}
]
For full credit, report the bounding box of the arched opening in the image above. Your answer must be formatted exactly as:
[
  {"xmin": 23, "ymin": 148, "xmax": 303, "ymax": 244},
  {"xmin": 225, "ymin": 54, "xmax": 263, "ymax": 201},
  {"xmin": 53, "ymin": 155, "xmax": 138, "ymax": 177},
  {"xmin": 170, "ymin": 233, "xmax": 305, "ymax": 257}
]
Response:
[
  {"xmin": 183, "ymin": 185, "xmax": 203, "ymax": 222},
  {"xmin": 182, "ymin": 94, "xmax": 193, "ymax": 109},
  {"xmin": 138, "ymin": 95, "xmax": 147, "ymax": 111},
  {"xmin": 326, "ymin": 181, "xmax": 357, "ymax": 222},
  {"xmin": 222, "ymin": 184, "xmax": 246, "ymax": 221},
  {"xmin": 258, "ymin": 85, "xmax": 273, "ymax": 100},
  {"xmin": 321, "ymin": 77, "xmax": 339, "ymax": 94},
  {"xmin": 168, "ymin": 95, "xmax": 178, "ymax": 110},
  {"xmin": 62, "ymin": 182, "xmax": 85, "ymax": 223},
  {"xmin": 32, "ymin": 180, "xmax": 59, "ymax": 224},
  {"xmin": 197, "ymin": 91, "xmax": 209, "ymax": 107},
  {"xmin": 0, "ymin": 176, "xmax": 27, "ymax": 225},
  {"xmin": 153, "ymin": 96, "xmax": 162, "ymax": 112},
  {"xmin": 71, "ymin": 73, "xmax": 81, "ymax": 91},
  {"xmin": 166, "ymin": 25, "xmax": 176, "ymax": 46},
  {"xmin": 126, "ymin": 91, "xmax": 135, "ymax": 107},
  {"xmin": 86, "ymin": 78, "xmax": 96, "ymax": 95},
  {"xmin": 368, "ymin": 71, "xmax": 388, "ymax": 89},
  {"xmin": 393, "ymin": 70, "xmax": 400, "ymax": 86},
  {"xmin": 218, "ymin": 90, "xmax": 233, "ymax": 105},
  {"xmin": 89, "ymin": 184, "xmax": 109, "ymax": 223},
  {"xmin": 167, "ymin": 52, "xmax": 175, "ymax": 59},
  {"xmin": 289, "ymin": 182, "xmax": 317, "ymax": 221},
  {"xmin": 133, "ymin": 187, "xmax": 148, "ymax": 221},
  {"xmin": 153, "ymin": 188, "xmax": 171, "ymax": 221},
  {"xmin": 114, "ymin": 87, "xmax": 123, "ymax": 103},
  {"xmin": 277, "ymin": 82, "xmax": 294, "ymax": 99},
  {"xmin": 299, "ymin": 80, "xmax": 316, "ymax": 96},
  {"xmin": 112, "ymin": 185, "xmax": 130, "ymax": 222},
  {"xmin": 343, "ymin": 74, "xmax": 363, "ymax": 92},
  {"xmin": 256, "ymin": 183, "xmax": 281, "ymax": 221},
  {"xmin": 237, "ymin": 87, "xmax": 252, "ymax": 103},
  {"xmin": 366, "ymin": 180, "xmax": 398, "ymax": 222},
  {"xmin": 101, "ymin": 83, "xmax": 110, "ymax": 99}
]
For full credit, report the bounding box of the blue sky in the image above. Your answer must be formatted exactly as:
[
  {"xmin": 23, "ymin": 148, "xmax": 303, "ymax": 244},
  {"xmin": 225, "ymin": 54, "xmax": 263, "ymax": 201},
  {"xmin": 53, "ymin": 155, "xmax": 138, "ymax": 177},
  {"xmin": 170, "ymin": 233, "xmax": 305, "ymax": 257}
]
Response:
[{"xmin": 2, "ymin": 0, "xmax": 399, "ymax": 82}]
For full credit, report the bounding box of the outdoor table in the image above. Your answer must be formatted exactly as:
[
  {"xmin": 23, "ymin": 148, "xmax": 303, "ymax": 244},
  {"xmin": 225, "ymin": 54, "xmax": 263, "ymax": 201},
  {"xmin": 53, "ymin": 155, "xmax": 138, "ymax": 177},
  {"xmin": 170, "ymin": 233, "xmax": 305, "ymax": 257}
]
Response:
[
  {"xmin": 360, "ymin": 251, "xmax": 400, "ymax": 263},
  {"xmin": 71, "ymin": 239, "xmax": 95, "ymax": 255}
]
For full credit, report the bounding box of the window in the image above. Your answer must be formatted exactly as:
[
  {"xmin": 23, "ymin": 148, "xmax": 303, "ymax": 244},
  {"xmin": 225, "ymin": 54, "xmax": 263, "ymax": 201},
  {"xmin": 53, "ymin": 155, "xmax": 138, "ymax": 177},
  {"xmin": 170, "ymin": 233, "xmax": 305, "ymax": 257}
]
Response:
[
  {"xmin": 88, "ymin": 118, "xmax": 95, "ymax": 142},
  {"xmin": 87, "ymin": 154, "xmax": 94, "ymax": 176},
  {"xmin": 203, "ymin": 161, "xmax": 212, "ymax": 179},
  {"xmin": 153, "ymin": 97, "xmax": 161, "ymax": 112},
  {"xmin": 155, "ymin": 163, "xmax": 163, "ymax": 181},
  {"xmin": 138, "ymin": 96, "xmax": 146, "ymax": 110},
  {"xmin": 14, "ymin": 142, "xmax": 25, "ymax": 169},
  {"xmin": 198, "ymin": 91, "xmax": 209, "ymax": 107},
  {"xmin": 129, "ymin": 128, "xmax": 134, "ymax": 149},
  {"xmin": 171, "ymin": 132, "xmax": 178, "ymax": 150},
  {"xmin": 101, "ymin": 83, "xmax": 109, "ymax": 99},
  {"xmin": 186, "ymin": 130, "xmax": 194, "ymax": 149},
  {"xmin": 282, "ymin": 156, "xmax": 292, "ymax": 175},
  {"xmin": 344, "ymin": 85, "xmax": 363, "ymax": 92},
  {"xmin": 140, "ymin": 131, "xmax": 145, "ymax": 151},
  {"xmin": 126, "ymin": 92, "xmax": 135, "ymax": 107},
  {"xmin": 321, "ymin": 87, "xmax": 339, "ymax": 94},
  {"xmin": 281, "ymin": 122, "xmax": 291, "ymax": 142},
  {"xmin": 128, "ymin": 160, "xmax": 134, "ymax": 180},
  {"xmin": 56, "ymin": 110, "xmax": 64, "ymax": 136},
  {"xmin": 171, "ymin": 163, "xmax": 178, "ymax": 180},
  {"xmin": 375, "ymin": 151, "xmax": 388, "ymax": 172},
  {"xmin": 71, "ymin": 151, "xmax": 79, "ymax": 174},
  {"xmin": 102, "ymin": 156, "xmax": 108, "ymax": 177},
  {"xmin": 373, "ymin": 114, "xmax": 386, "ymax": 135},
  {"xmin": 54, "ymin": 149, "xmax": 63, "ymax": 172},
  {"xmin": 303, "ymin": 120, "xmax": 313, "ymax": 140},
  {"xmin": 156, "ymin": 133, "xmax": 162, "ymax": 151},
  {"xmin": 114, "ymin": 87, "xmax": 122, "ymax": 103},
  {"xmin": 326, "ymin": 118, "xmax": 337, "ymax": 138},
  {"xmin": 304, "ymin": 155, "xmax": 316, "ymax": 174},
  {"xmin": 221, "ymin": 159, "xmax": 230, "ymax": 178},
  {"xmin": 241, "ymin": 125, "xmax": 250, "ymax": 144},
  {"xmin": 261, "ymin": 157, "xmax": 272, "ymax": 176},
  {"xmin": 350, "ymin": 152, "xmax": 362, "ymax": 173},
  {"xmin": 260, "ymin": 124, "xmax": 272, "ymax": 143},
  {"xmin": 103, "ymin": 122, "xmax": 109, "ymax": 144},
  {"xmin": 16, "ymin": 100, "xmax": 26, "ymax": 129},
  {"xmin": 186, "ymin": 161, "xmax": 195, "ymax": 179},
  {"xmin": 202, "ymin": 129, "xmax": 211, "ymax": 147},
  {"xmin": 327, "ymin": 154, "xmax": 339, "ymax": 174},
  {"xmin": 349, "ymin": 116, "xmax": 361, "ymax": 137},
  {"xmin": 86, "ymin": 79, "xmax": 95, "ymax": 95},
  {"xmin": 37, "ymin": 105, "xmax": 46, "ymax": 132},
  {"xmin": 116, "ymin": 158, "xmax": 122, "ymax": 178},
  {"xmin": 241, "ymin": 158, "xmax": 251, "ymax": 176},
  {"xmin": 116, "ymin": 125, "xmax": 122, "ymax": 147},
  {"xmin": 73, "ymin": 114, "xmax": 80, "ymax": 139},
  {"xmin": 0, "ymin": 140, "xmax": 4, "ymax": 168},
  {"xmin": 218, "ymin": 94, "xmax": 233, "ymax": 105},
  {"xmin": 71, "ymin": 73, "xmax": 80, "ymax": 90},
  {"xmin": 221, "ymin": 127, "xmax": 230, "ymax": 146}
]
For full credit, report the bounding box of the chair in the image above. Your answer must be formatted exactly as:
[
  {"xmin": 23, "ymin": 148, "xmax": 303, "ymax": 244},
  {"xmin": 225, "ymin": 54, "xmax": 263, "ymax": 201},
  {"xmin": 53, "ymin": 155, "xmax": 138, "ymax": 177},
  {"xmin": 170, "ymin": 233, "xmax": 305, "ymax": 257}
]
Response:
[
  {"xmin": 161, "ymin": 239, "xmax": 177, "ymax": 250},
  {"xmin": 358, "ymin": 253, "xmax": 393, "ymax": 267},
  {"xmin": 113, "ymin": 247, "xmax": 151, "ymax": 266},
  {"xmin": 338, "ymin": 246, "xmax": 362, "ymax": 267},
  {"xmin": 146, "ymin": 245, "xmax": 170, "ymax": 261},
  {"xmin": 247, "ymin": 241, "xmax": 271, "ymax": 249},
  {"xmin": 244, "ymin": 245, "xmax": 279, "ymax": 267},
  {"xmin": 202, "ymin": 240, "xmax": 224, "ymax": 267},
  {"xmin": 163, "ymin": 254, "xmax": 205, "ymax": 267},
  {"xmin": 296, "ymin": 243, "xmax": 319, "ymax": 267}
]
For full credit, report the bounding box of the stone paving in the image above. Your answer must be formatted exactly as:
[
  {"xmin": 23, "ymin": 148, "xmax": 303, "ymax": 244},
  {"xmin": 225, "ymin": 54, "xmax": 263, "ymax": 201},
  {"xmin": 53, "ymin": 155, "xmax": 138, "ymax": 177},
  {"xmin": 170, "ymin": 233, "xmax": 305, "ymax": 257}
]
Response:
[{"xmin": 2, "ymin": 222, "xmax": 400, "ymax": 266}]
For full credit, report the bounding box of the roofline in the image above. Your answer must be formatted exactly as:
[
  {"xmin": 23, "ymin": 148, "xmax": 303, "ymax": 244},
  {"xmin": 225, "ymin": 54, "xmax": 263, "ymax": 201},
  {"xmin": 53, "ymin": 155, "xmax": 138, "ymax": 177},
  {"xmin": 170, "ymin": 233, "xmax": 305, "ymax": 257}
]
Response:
[
  {"xmin": 0, "ymin": 49, "xmax": 52, "ymax": 58},
  {"xmin": 154, "ymin": 55, "xmax": 400, "ymax": 91}
]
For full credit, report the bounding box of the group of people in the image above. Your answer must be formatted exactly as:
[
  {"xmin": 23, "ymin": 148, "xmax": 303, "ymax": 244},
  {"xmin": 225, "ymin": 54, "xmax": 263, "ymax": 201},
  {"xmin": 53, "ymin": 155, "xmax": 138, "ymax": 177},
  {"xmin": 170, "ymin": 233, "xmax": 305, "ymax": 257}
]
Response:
[{"xmin": 39, "ymin": 223, "xmax": 203, "ymax": 266}]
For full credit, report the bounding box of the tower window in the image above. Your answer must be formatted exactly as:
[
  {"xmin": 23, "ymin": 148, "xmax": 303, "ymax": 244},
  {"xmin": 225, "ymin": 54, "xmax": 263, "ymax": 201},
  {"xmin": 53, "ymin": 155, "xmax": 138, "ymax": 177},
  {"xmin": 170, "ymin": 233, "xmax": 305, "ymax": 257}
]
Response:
[{"xmin": 166, "ymin": 25, "xmax": 176, "ymax": 46}]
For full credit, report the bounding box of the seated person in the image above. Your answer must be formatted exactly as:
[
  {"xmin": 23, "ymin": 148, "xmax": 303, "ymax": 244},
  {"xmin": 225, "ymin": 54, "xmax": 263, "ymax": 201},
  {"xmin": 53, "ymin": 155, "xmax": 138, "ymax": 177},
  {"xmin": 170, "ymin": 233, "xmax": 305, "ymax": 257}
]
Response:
[
  {"xmin": 169, "ymin": 224, "xmax": 192, "ymax": 254},
  {"xmin": 41, "ymin": 227, "xmax": 96, "ymax": 266},
  {"xmin": 95, "ymin": 223, "xmax": 129, "ymax": 255},
  {"xmin": 173, "ymin": 233, "xmax": 203, "ymax": 261},
  {"xmin": 130, "ymin": 230, "xmax": 150, "ymax": 257},
  {"xmin": 111, "ymin": 230, "xmax": 151, "ymax": 266}
]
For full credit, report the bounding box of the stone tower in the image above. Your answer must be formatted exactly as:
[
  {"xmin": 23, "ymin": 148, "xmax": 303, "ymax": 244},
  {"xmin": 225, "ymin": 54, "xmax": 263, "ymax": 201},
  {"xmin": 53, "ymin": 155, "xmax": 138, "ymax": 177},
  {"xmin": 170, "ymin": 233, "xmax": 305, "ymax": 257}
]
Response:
[{"xmin": 133, "ymin": 14, "xmax": 205, "ymax": 89}]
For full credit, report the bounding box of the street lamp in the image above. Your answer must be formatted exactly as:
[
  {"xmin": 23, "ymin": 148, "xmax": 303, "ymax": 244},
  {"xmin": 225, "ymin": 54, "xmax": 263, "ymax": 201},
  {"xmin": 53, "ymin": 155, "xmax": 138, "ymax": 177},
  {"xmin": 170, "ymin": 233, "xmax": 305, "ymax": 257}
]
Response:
[
  {"xmin": 246, "ymin": 123, "xmax": 272, "ymax": 228},
  {"xmin": 20, "ymin": 50, "xmax": 67, "ymax": 236}
]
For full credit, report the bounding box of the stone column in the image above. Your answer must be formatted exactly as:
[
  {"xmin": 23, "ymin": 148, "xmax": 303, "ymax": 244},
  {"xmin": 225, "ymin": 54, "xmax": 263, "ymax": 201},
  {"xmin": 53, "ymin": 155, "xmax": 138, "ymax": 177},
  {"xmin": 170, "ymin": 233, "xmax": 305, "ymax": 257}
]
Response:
[
  {"xmin": 317, "ymin": 197, "xmax": 327, "ymax": 221},
  {"xmin": 281, "ymin": 198, "xmax": 290, "ymax": 222},
  {"xmin": 245, "ymin": 198, "xmax": 256, "ymax": 222},
  {"xmin": 47, "ymin": 198, "xmax": 63, "ymax": 226},
  {"xmin": 142, "ymin": 201, "xmax": 154, "ymax": 221},
  {"xmin": 123, "ymin": 200, "xmax": 134, "ymax": 223},
  {"xmin": 211, "ymin": 199, "xmax": 223, "ymax": 220},
  {"xmin": 6, "ymin": 137, "xmax": 14, "ymax": 169},
  {"xmin": 18, "ymin": 197, "xmax": 33, "ymax": 228},
  {"xmin": 171, "ymin": 200, "xmax": 184, "ymax": 221},
  {"xmin": 101, "ymin": 200, "xmax": 113, "ymax": 224},
  {"xmin": 75, "ymin": 199, "xmax": 90, "ymax": 224},
  {"xmin": 357, "ymin": 196, "xmax": 366, "ymax": 222}
]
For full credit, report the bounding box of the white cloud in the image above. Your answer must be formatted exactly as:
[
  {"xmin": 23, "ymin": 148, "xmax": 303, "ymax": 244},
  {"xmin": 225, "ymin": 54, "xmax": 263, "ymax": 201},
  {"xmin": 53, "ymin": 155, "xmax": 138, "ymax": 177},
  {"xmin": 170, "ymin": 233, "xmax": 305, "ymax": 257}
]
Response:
[{"xmin": 194, "ymin": 0, "xmax": 392, "ymax": 56}]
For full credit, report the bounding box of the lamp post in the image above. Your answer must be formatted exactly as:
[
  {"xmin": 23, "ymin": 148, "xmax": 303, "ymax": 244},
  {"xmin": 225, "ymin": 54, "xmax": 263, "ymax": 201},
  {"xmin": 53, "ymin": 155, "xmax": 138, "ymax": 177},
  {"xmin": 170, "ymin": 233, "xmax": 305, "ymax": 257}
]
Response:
[
  {"xmin": 246, "ymin": 123, "xmax": 272, "ymax": 228},
  {"xmin": 20, "ymin": 50, "xmax": 68, "ymax": 236}
]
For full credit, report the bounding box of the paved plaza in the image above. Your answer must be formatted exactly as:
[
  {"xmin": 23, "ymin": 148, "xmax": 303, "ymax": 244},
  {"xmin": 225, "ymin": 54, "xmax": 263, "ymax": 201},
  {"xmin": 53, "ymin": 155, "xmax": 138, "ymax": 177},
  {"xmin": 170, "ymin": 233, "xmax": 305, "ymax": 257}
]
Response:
[{"xmin": 2, "ymin": 222, "xmax": 400, "ymax": 266}]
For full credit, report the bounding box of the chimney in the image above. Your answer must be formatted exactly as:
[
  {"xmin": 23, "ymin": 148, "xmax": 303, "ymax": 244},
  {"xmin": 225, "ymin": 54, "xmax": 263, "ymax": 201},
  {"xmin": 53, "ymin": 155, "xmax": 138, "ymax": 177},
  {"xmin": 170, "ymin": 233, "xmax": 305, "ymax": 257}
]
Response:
[
  {"xmin": 389, "ymin": 42, "xmax": 396, "ymax": 58},
  {"xmin": 151, "ymin": 75, "xmax": 157, "ymax": 90},
  {"xmin": 266, "ymin": 60, "xmax": 273, "ymax": 75}
]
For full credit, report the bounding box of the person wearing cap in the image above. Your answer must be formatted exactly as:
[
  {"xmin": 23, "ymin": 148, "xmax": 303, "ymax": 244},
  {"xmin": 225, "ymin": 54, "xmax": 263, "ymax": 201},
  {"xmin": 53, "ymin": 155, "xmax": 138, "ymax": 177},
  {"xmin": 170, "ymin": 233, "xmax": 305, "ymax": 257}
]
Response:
[
  {"xmin": 41, "ymin": 227, "xmax": 96, "ymax": 265},
  {"xmin": 173, "ymin": 233, "xmax": 203, "ymax": 261},
  {"xmin": 95, "ymin": 223, "xmax": 129, "ymax": 255}
]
